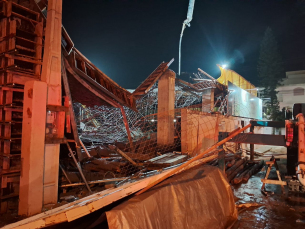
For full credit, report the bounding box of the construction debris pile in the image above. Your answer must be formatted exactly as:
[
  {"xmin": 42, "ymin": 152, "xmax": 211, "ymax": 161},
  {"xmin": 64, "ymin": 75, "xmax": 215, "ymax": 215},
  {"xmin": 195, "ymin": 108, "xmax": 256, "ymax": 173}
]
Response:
[
  {"xmin": 58, "ymin": 71, "xmax": 256, "ymax": 200},
  {"xmin": 0, "ymin": 1, "xmax": 269, "ymax": 227}
]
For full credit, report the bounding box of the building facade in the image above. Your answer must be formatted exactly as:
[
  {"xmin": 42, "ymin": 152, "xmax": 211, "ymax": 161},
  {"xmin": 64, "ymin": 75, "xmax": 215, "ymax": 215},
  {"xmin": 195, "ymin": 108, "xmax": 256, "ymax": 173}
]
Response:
[{"xmin": 277, "ymin": 70, "xmax": 305, "ymax": 110}]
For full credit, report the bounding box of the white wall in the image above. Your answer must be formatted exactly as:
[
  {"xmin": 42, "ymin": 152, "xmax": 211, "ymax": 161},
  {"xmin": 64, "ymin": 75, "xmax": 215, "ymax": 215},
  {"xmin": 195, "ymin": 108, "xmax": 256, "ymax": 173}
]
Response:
[{"xmin": 277, "ymin": 84, "xmax": 305, "ymax": 110}]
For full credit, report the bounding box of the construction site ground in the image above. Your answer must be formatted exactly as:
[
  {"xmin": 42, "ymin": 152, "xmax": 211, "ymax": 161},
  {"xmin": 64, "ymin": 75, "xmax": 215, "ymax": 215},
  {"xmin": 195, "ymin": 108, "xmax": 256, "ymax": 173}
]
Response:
[
  {"xmin": 234, "ymin": 145, "xmax": 305, "ymax": 229},
  {"xmin": 2, "ymin": 146, "xmax": 305, "ymax": 228}
]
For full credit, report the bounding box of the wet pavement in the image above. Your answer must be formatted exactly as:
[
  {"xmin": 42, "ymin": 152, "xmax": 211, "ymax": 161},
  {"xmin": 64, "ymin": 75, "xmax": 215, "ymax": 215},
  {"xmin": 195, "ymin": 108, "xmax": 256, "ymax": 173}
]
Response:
[{"xmin": 233, "ymin": 146, "xmax": 305, "ymax": 229}]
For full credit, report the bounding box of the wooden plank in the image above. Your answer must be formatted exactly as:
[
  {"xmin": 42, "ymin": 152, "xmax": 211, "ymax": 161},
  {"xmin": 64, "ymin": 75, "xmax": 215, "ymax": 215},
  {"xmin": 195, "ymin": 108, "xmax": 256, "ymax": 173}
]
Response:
[
  {"xmin": 72, "ymin": 66, "xmax": 136, "ymax": 110},
  {"xmin": 4, "ymin": 54, "xmax": 42, "ymax": 65},
  {"xmin": 11, "ymin": 2, "xmax": 40, "ymax": 16},
  {"xmin": 60, "ymin": 178, "xmax": 126, "ymax": 188},
  {"xmin": 11, "ymin": 12, "xmax": 38, "ymax": 24},
  {"xmin": 144, "ymin": 153, "xmax": 188, "ymax": 169},
  {"xmin": 133, "ymin": 62, "xmax": 168, "ymax": 95},
  {"xmin": 74, "ymin": 48, "xmax": 124, "ymax": 89},
  {"xmin": 166, "ymin": 155, "xmax": 187, "ymax": 164},
  {"xmin": 157, "ymin": 70, "xmax": 175, "ymax": 146},
  {"xmin": 6, "ymin": 1, "xmax": 12, "ymax": 17},
  {"xmin": 261, "ymin": 179, "xmax": 287, "ymax": 185},
  {"xmin": 229, "ymin": 133, "xmax": 286, "ymax": 146},
  {"xmin": 16, "ymin": 45, "xmax": 35, "ymax": 53},
  {"xmin": 46, "ymin": 105, "xmax": 69, "ymax": 112},
  {"xmin": 16, "ymin": 36, "xmax": 40, "ymax": 45},
  {"xmin": 266, "ymin": 161, "xmax": 275, "ymax": 165},
  {"xmin": 123, "ymin": 152, "xmax": 155, "ymax": 161},
  {"xmin": 61, "ymin": 26, "xmax": 74, "ymax": 54},
  {"xmin": 146, "ymin": 153, "xmax": 170, "ymax": 163},
  {"xmin": 113, "ymin": 147, "xmax": 137, "ymax": 166},
  {"xmin": 34, "ymin": 18, "xmax": 43, "ymax": 76},
  {"xmin": 64, "ymin": 58, "xmax": 120, "ymax": 108},
  {"xmin": 175, "ymin": 78, "xmax": 199, "ymax": 91},
  {"xmin": 1, "ymin": 87, "xmax": 24, "ymax": 92},
  {"xmin": 250, "ymin": 120, "xmax": 285, "ymax": 128},
  {"xmin": 61, "ymin": 57, "xmax": 83, "ymax": 159},
  {"xmin": 119, "ymin": 105, "xmax": 134, "ymax": 152}
]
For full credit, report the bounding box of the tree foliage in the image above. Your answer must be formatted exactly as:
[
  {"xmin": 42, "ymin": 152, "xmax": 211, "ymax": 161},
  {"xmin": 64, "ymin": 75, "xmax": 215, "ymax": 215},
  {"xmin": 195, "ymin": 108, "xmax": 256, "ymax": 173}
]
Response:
[{"xmin": 258, "ymin": 27, "xmax": 285, "ymax": 121}]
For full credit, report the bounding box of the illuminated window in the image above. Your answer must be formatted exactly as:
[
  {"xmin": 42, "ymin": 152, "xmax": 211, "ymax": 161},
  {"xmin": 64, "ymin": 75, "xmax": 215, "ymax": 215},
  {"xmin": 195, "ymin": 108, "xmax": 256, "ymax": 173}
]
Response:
[{"xmin": 293, "ymin": 87, "xmax": 304, "ymax": 96}]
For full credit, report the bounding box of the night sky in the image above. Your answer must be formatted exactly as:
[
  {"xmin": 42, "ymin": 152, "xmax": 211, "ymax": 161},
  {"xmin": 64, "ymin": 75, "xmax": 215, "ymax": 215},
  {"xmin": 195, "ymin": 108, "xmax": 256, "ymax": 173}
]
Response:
[{"xmin": 62, "ymin": 0, "xmax": 305, "ymax": 89}]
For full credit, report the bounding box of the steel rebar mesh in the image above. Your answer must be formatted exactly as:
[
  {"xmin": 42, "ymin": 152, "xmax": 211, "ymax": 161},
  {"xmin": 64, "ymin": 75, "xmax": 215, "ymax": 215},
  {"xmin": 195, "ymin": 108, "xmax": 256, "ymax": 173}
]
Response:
[{"xmin": 67, "ymin": 78, "xmax": 254, "ymax": 189}]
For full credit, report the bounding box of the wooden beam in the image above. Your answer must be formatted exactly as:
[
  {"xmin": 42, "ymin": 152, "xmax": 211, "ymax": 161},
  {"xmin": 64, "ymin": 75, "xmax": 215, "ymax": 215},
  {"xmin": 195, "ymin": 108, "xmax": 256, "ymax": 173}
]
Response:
[
  {"xmin": 157, "ymin": 70, "xmax": 175, "ymax": 145},
  {"xmin": 64, "ymin": 58, "xmax": 120, "ymax": 108},
  {"xmin": 18, "ymin": 81, "xmax": 47, "ymax": 216},
  {"xmin": 119, "ymin": 105, "xmax": 135, "ymax": 152},
  {"xmin": 60, "ymin": 178, "xmax": 126, "ymax": 188},
  {"xmin": 40, "ymin": 0, "xmax": 63, "ymax": 208},
  {"xmin": 261, "ymin": 179, "xmax": 287, "ymax": 185},
  {"xmin": 62, "ymin": 57, "xmax": 84, "ymax": 160},
  {"xmin": 72, "ymin": 65, "xmax": 136, "ymax": 110},
  {"xmin": 229, "ymin": 133, "xmax": 286, "ymax": 146},
  {"xmin": 112, "ymin": 146, "xmax": 137, "ymax": 166},
  {"xmin": 4, "ymin": 54, "xmax": 42, "ymax": 65}
]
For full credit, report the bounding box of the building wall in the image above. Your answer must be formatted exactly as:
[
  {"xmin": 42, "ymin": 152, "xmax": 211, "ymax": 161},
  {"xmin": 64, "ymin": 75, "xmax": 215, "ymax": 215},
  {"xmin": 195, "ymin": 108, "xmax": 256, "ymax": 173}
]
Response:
[
  {"xmin": 278, "ymin": 84, "xmax": 305, "ymax": 110},
  {"xmin": 277, "ymin": 70, "xmax": 305, "ymax": 110},
  {"xmin": 181, "ymin": 109, "xmax": 252, "ymax": 156}
]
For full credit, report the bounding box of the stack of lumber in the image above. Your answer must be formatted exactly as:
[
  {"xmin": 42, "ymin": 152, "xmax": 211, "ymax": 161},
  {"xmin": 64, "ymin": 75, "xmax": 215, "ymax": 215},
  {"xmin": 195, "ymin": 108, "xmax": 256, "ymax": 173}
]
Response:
[{"xmin": 208, "ymin": 153, "xmax": 264, "ymax": 184}]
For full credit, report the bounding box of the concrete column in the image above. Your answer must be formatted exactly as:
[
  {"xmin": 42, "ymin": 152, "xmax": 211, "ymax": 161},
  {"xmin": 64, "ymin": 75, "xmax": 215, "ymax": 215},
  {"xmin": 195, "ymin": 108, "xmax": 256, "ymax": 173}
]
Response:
[
  {"xmin": 19, "ymin": 81, "xmax": 47, "ymax": 216},
  {"xmin": 202, "ymin": 88, "xmax": 214, "ymax": 113},
  {"xmin": 40, "ymin": 0, "xmax": 64, "ymax": 206},
  {"xmin": 157, "ymin": 69, "xmax": 175, "ymax": 145}
]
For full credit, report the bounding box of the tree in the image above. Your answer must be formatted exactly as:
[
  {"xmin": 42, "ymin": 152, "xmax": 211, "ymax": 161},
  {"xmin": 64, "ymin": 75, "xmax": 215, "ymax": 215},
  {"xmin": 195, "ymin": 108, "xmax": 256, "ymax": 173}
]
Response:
[{"xmin": 258, "ymin": 27, "xmax": 285, "ymax": 121}]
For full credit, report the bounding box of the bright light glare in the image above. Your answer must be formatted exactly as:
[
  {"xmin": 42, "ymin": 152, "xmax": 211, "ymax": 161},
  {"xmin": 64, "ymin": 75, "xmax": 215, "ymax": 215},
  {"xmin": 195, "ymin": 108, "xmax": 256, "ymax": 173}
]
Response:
[{"xmin": 222, "ymin": 64, "xmax": 227, "ymax": 69}]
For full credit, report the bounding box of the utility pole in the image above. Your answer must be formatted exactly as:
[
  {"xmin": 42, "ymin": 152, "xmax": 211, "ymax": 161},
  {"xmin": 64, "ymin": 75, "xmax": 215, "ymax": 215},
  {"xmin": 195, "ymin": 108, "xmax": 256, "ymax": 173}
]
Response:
[{"xmin": 178, "ymin": 0, "xmax": 195, "ymax": 75}]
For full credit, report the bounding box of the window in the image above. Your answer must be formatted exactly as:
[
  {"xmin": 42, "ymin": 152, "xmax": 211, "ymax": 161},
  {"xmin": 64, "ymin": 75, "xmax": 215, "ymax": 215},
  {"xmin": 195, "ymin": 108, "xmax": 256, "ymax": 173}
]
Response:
[{"xmin": 293, "ymin": 87, "xmax": 304, "ymax": 96}]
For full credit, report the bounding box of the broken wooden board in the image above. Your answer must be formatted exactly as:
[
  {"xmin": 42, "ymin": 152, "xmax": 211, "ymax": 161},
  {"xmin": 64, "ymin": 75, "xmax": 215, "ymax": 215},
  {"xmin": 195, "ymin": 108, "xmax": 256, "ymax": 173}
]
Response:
[
  {"xmin": 82, "ymin": 158, "xmax": 127, "ymax": 173},
  {"xmin": 124, "ymin": 152, "xmax": 155, "ymax": 161},
  {"xmin": 144, "ymin": 153, "xmax": 188, "ymax": 170},
  {"xmin": 2, "ymin": 154, "xmax": 216, "ymax": 229}
]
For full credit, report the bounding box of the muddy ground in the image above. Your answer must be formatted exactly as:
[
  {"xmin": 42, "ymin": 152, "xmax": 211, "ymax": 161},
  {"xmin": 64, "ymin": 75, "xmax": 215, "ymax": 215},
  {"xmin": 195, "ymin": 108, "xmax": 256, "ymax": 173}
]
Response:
[
  {"xmin": 234, "ymin": 146, "xmax": 305, "ymax": 229},
  {"xmin": 2, "ymin": 146, "xmax": 305, "ymax": 228}
]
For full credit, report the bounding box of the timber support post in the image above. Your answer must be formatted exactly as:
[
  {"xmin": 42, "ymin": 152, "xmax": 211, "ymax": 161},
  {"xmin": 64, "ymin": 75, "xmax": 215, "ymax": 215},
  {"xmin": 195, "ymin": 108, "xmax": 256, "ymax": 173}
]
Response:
[
  {"xmin": 202, "ymin": 88, "xmax": 214, "ymax": 113},
  {"xmin": 250, "ymin": 125, "xmax": 254, "ymax": 161},
  {"xmin": 19, "ymin": 81, "xmax": 47, "ymax": 216},
  {"xmin": 157, "ymin": 69, "xmax": 175, "ymax": 145},
  {"xmin": 41, "ymin": 0, "xmax": 64, "ymax": 208},
  {"xmin": 19, "ymin": 0, "xmax": 64, "ymax": 216}
]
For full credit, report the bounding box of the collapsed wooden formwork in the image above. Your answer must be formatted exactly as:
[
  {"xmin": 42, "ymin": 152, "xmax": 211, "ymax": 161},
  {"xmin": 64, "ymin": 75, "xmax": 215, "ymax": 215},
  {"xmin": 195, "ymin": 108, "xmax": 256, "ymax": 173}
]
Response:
[
  {"xmin": 0, "ymin": 0, "xmax": 44, "ymax": 213},
  {"xmin": 0, "ymin": 0, "xmax": 190, "ymax": 215},
  {"xmin": 0, "ymin": 0, "xmax": 259, "ymax": 226}
]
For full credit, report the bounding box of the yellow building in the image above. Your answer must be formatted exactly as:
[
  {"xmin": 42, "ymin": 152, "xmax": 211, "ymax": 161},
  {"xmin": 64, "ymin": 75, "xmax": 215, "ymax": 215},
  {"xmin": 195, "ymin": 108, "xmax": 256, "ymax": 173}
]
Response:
[{"xmin": 217, "ymin": 65, "xmax": 257, "ymax": 97}]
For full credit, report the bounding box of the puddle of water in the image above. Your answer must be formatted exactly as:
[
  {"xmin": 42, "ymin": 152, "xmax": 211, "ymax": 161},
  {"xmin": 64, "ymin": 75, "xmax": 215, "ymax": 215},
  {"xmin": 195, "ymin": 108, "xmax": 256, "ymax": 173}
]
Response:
[{"xmin": 233, "ymin": 168, "xmax": 305, "ymax": 229}]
